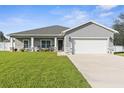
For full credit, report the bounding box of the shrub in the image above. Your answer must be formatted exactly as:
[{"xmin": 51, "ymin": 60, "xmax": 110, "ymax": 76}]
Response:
[
  {"xmin": 14, "ymin": 48, "xmax": 17, "ymax": 52},
  {"xmin": 20, "ymin": 48, "xmax": 25, "ymax": 52}
]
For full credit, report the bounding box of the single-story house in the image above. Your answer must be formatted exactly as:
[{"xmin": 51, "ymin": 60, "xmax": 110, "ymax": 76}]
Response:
[{"xmin": 8, "ymin": 21, "xmax": 119, "ymax": 54}]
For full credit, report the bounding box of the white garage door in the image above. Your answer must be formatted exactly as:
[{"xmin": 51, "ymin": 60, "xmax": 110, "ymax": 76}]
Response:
[{"xmin": 73, "ymin": 38, "xmax": 108, "ymax": 54}]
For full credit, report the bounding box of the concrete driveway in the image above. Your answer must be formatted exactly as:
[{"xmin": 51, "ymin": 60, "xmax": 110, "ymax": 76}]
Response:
[{"xmin": 68, "ymin": 54, "xmax": 124, "ymax": 88}]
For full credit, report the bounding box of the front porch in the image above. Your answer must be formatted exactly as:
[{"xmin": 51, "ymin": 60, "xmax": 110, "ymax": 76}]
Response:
[{"xmin": 10, "ymin": 37, "xmax": 64, "ymax": 52}]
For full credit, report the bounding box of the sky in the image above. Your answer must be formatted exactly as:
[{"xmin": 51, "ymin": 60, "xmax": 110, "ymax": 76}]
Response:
[{"xmin": 0, "ymin": 5, "xmax": 123, "ymax": 36}]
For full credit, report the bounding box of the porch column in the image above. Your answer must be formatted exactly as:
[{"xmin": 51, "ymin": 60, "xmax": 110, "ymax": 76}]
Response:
[
  {"xmin": 54, "ymin": 37, "xmax": 57, "ymax": 51},
  {"xmin": 31, "ymin": 37, "xmax": 34, "ymax": 51},
  {"xmin": 10, "ymin": 37, "xmax": 14, "ymax": 51}
]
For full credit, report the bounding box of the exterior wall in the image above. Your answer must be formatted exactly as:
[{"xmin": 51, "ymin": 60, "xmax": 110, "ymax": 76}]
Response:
[
  {"xmin": 15, "ymin": 38, "xmax": 31, "ymax": 50},
  {"xmin": 14, "ymin": 37, "xmax": 60, "ymax": 51},
  {"xmin": 64, "ymin": 23, "xmax": 114, "ymax": 53},
  {"xmin": 34, "ymin": 38, "xmax": 54, "ymax": 48}
]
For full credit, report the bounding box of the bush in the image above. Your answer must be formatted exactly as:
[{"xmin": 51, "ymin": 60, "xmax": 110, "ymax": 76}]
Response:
[
  {"xmin": 14, "ymin": 48, "xmax": 17, "ymax": 52},
  {"xmin": 40, "ymin": 48, "xmax": 49, "ymax": 52},
  {"xmin": 20, "ymin": 49, "xmax": 25, "ymax": 52},
  {"xmin": 36, "ymin": 50, "xmax": 40, "ymax": 52}
]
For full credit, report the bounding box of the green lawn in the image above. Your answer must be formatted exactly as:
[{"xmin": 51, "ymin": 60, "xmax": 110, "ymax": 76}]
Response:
[
  {"xmin": 115, "ymin": 52, "xmax": 124, "ymax": 56},
  {"xmin": 0, "ymin": 52, "xmax": 90, "ymax": 88}
]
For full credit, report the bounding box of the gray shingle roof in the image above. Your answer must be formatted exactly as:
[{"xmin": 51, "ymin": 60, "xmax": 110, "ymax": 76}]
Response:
[{"xmin": 9, "ymin": 25, "xmax": 69, "ymax": 36}]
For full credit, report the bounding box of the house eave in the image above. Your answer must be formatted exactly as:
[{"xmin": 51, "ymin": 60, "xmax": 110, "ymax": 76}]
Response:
[{"xmin": 8, "ymin": 34, "xmax": 64, "ymax": 37}]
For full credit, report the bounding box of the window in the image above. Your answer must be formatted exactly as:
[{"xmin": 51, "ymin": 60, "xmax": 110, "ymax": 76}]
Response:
[
  {"xmin": 47, "ymin": 41, "xmax": 51, "ymax": 48},
  {"xmin": 23, "ymin": 40, "xmax": 29, "ymax": 48},
  {"xmin": 41, "ymin": 41, "xmax": 46, "ymax": 48},
  {"xmin": 41, "ymin": 40, "xmax": 51, "ymax": 48}
]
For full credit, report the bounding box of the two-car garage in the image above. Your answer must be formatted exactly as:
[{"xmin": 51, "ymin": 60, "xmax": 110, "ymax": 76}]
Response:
[
  {"xmin": 64, "ymin": 21, "xmax": 118, "ymax": 54},
  {"xmin": 72, "ymin": 37, "xmax": 108, "ymax": 54}
]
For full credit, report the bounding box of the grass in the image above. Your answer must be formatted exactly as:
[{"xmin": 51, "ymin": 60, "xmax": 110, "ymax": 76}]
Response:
[
  {"xmin": 0, "ymin": 52, "xmax": 90, "ymax": 88},
  {"xmin": 115, "ymin": 52, "xmax": 124, "ymax": 56}
]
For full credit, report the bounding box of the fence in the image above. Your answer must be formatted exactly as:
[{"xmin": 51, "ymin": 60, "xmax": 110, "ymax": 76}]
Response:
[
  {"xmin": 114, "ymin": 45, "xmax": 124, "ymax": 52},
  {"xmin": 0, "ymin": 42, "xmax": 10, "ymax": 51}
]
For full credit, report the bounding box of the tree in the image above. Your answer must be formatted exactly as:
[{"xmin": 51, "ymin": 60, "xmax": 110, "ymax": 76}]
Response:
[
  {"xmin": 0, "ymin": 31, "xmax": 7, "ymax": 42},
  {"xmin": 113, "ymin": 13, "xmax": 124, "ymax": 46}
]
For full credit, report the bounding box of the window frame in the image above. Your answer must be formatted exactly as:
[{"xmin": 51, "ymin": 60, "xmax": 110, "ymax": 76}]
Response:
[
  {"xmin": 40, "ymin": 39, "xmax": 52, "ymax": 48},
  {"xmin": 23, "ymin": 39, "xmax": 29, "ymax": 49}
]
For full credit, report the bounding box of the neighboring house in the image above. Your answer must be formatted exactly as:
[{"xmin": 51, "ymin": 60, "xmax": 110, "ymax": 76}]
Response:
[{"xmin": 8, "ymin": 21, "xmax": 118, "ymax": 54}]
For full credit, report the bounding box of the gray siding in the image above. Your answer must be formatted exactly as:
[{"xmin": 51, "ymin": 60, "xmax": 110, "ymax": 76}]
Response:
[
  {"xmin": 14, "ymin": 37, "xmax": 55, "ymax": 50},
  {"xmin": 64, "ymin": 23, "xmax": 114, "ymax": 53},
  {"xmin": 34, "ymin": 38, "xmax": 54, "ymax": 48},
  {"xmin": 15, "ymin": 38, "xmax": 31, "ymax": 50}
]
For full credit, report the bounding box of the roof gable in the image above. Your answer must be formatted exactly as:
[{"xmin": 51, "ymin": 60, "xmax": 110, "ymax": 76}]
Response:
[{"xmin": 62, "ymin": 21, "xmax": 119, "ymax": 35}]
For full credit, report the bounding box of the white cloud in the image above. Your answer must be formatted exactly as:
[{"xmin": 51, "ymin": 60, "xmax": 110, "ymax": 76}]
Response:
[
  {"xmin": 100, "ymin": 12, "xmax": 113, "ymax": 17},
  {"xmin": 62, "ymin": 9, "xmax": 89, "ymax": 26},
  {"xmin": 97, "ymin": 5, "xmax": 118, "ymax": 11}
]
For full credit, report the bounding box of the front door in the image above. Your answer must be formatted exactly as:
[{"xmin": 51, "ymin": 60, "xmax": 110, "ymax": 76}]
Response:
[{"xmin": 58, "ymin": 40, "xmax": 63, "ymax": 51}]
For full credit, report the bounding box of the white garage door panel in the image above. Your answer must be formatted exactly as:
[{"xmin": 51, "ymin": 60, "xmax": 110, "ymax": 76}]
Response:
[{"xmin": 73, "ymin": 39, "xmax": 107, "ymax": 54}]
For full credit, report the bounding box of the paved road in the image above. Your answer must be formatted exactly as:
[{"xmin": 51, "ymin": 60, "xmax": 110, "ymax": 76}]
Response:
[{"xmin": 68, "ymin": 54, "xmax": 124, "ymax": 88}]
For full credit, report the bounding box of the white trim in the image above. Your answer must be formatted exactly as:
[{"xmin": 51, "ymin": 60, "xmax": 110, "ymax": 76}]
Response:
[
  {"xmin": 40, "ymin": 39, "xmax": 52, "ymax": 48},
  {"xmin": 71, "ymin": 37, "xmax": 108, "ymax": 39},
  {"xmin": 62, "ymin": 20, "xmax": 119, "ymax": 34},
  {"xmin": 54, "ymin": 37, "xmax": 57, "ymax": 51},
  {"xmin": 13, "ymin": 38, "xmax": 15, "ymax": 49},
  {"xmin": 10, "ymin": 37, "xmax": 13, "ymax": 48},
  {"xmin": 23, "ymin": 39, "xmax": 30, "ymax": 48},
  {"xmin": 64, "ymin": 36, "xmax": 66, "ymax": 53},
  {"xmin": 8, "ymin": 34, "xmax": 62, "ymax": 37},
  {"xmin": 57, "ymin": 38, "xmax": 63, "ymax": 40},
  {"xmin": 31, "ymin": 37, "xmax": 34, "ymax": 48}
]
